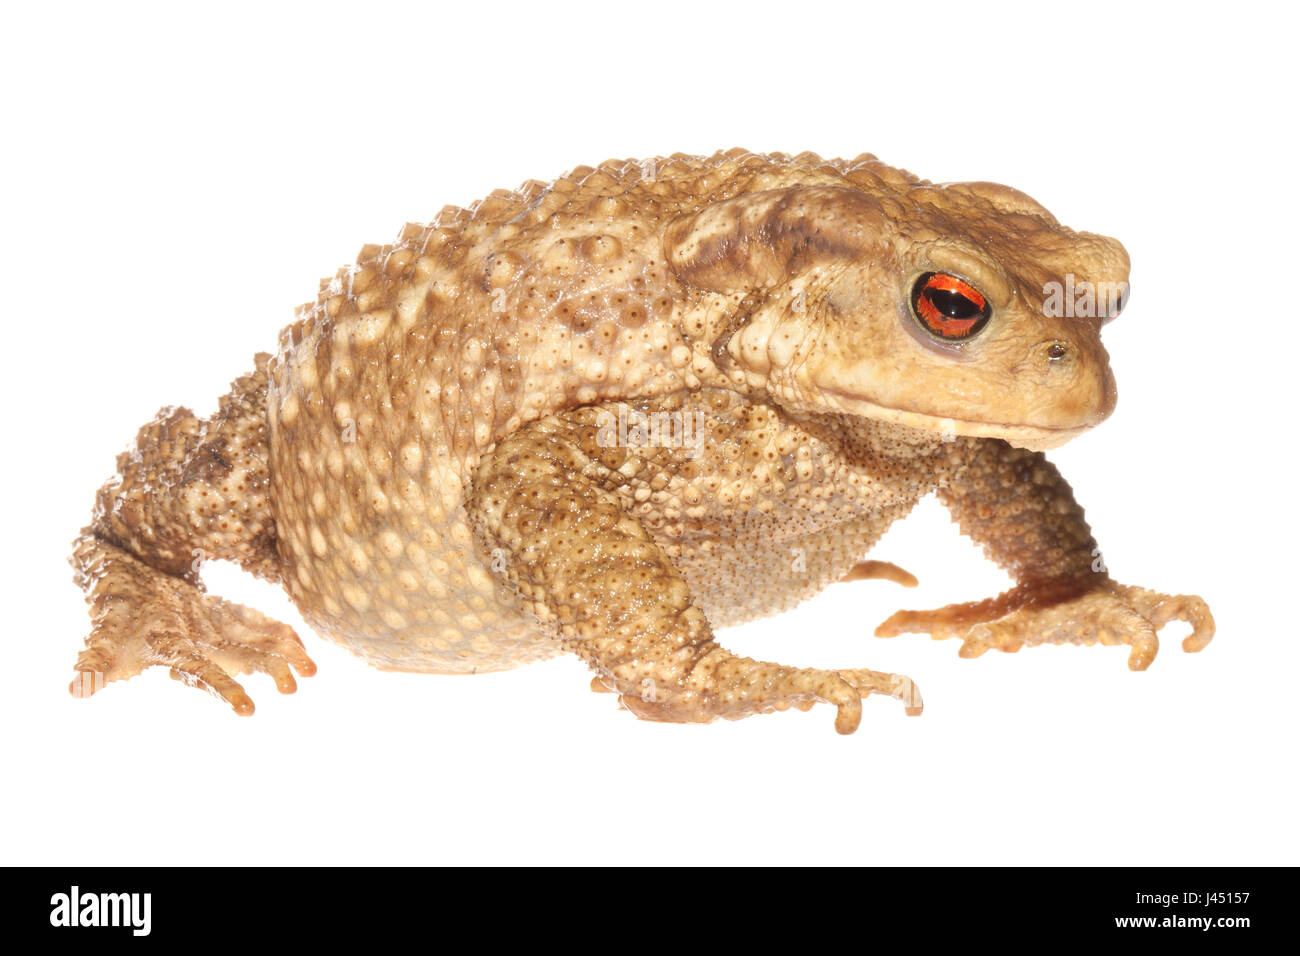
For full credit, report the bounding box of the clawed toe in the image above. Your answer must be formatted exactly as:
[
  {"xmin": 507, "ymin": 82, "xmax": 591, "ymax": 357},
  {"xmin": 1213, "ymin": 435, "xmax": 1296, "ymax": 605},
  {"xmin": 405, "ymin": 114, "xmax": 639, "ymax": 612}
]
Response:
[{"xmin": 1115, "ymin": 585, "xmax": 1215, "ymax": 654}]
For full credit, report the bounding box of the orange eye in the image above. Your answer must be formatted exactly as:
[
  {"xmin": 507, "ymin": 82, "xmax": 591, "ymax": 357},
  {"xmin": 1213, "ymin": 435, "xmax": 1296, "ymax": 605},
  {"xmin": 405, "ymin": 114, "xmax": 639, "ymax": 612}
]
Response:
[{"xmin": 910, "ymin": 272, "xmax": 991, "ymax": 341}]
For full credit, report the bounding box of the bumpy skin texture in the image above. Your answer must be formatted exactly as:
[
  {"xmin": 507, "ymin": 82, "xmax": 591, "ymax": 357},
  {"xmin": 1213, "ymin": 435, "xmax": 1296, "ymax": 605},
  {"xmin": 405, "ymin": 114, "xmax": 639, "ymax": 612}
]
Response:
[{"xmin": 70, "ymin": 148, "xmax": 1214, "ymax": 731}]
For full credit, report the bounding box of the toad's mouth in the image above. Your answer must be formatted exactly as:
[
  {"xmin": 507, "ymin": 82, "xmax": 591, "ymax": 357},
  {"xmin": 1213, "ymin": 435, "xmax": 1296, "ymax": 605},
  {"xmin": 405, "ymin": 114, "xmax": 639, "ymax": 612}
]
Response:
[{"xmin": 819, "ymin": 387, "xmax": 1090, "ymax": 452}]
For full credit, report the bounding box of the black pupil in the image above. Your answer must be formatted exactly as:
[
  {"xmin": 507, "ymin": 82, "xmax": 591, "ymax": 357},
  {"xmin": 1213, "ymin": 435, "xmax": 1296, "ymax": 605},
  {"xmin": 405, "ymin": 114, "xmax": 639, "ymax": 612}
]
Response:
[{"xmin": 927, "ymin": 287, "xmax": 981, "ymax": 320}]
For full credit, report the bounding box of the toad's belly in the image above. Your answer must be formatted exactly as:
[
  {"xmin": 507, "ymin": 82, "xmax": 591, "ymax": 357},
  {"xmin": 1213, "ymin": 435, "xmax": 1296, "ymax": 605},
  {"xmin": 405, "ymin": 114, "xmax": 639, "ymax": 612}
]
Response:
[
  {"xmin": 301, "ymin": 602, "xmax": 561, "ymax": 674},
  {"xmin": 266, "ymin": 393, "xmax": 560, "ymax": 672},
  {"xmin": 282, "ymin": 509, "xmax": 559, "ymax": 672},
  {"xmin": 275, "ymin": 494, "xmax": 562, "ymax": 673}
]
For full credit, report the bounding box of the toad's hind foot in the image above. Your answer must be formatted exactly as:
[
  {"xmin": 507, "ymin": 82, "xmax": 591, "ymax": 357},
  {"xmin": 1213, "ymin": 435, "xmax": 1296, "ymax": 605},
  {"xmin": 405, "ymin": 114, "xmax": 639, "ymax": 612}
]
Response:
[{"xmin": 70, "ymin": 535, "xmax": 315, "ymax": 714}]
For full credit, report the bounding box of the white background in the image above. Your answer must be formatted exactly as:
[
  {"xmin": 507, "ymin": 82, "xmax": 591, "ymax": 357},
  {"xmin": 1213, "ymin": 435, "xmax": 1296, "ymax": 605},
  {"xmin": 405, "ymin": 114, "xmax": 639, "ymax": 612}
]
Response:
[{"xmin": 3, "ymin": 0, "xmax": 1295, "ymax": 865}]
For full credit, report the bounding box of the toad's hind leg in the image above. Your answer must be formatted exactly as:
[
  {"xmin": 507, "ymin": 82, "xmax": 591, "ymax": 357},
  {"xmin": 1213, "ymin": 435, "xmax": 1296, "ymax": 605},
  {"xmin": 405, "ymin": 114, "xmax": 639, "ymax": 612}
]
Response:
[
  {"xmin": 69, "ymin": 354, "xmax": 315, "ymax": 713},
  {"xmin": 467, "ymin": 416, "xmax": 922, "ymax": 734}
]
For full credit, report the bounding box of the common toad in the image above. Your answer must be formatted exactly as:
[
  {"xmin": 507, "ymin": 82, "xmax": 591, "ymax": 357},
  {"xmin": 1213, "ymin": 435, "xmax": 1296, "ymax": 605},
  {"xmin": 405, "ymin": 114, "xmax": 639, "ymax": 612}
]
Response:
[{"xmin": 70, "ymin": 148, "xmax": 1214, "ymax": 733}]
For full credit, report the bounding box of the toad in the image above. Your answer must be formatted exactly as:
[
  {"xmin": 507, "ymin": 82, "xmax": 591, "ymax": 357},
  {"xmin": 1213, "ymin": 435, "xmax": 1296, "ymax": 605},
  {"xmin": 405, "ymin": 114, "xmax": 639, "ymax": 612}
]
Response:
[{"xmin": 70, "ymin": 148, "xmax": 1214, "ymax": 732}]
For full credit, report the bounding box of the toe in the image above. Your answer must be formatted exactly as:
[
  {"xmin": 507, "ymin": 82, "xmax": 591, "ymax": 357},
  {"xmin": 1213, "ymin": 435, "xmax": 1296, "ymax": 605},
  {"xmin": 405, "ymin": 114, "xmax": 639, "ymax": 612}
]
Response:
[
  {"xmin": 842, "ymin": 560, "xmax": 919, "ymax": 588},
  {"xmin": 833, "ymin": 695, "xmax": 863, "ymax": 734},
  {"xmin": 165, "ymin": 652, "xmax": 255, "ymax": 715}
]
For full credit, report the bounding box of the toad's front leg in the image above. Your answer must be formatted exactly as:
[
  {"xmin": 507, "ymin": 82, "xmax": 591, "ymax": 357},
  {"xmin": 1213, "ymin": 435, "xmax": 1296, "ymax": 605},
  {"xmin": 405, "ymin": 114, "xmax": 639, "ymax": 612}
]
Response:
[
  {"xmin": 876, "ymin": 439, "xmax": 1213, "ymax": 669},
  {"xmin": 467, "ymin": 414, "xmax": 922, "ymax": 733}
]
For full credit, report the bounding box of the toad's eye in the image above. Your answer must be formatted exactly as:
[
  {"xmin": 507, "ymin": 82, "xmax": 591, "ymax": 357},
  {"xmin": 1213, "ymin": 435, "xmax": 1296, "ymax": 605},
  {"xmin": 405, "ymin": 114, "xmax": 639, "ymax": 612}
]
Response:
[{"xmin": 910, "ymin": 272, "xmax": 991, "ymax": 341}]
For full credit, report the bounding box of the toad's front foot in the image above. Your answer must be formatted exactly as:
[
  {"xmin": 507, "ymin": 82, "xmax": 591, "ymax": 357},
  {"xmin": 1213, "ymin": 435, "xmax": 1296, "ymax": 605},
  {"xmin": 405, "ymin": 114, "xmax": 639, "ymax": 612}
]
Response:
[
  {"xmin": 875, "ymin": 578, "xmax": 1214, "ymax": 670},
  {"xmin": 603, "ymin": 653, "xmax": 924, "ymax": 734},
  {"xmin": 70, "ymin": 536, "xmax": 316, "ymax": 713}
]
